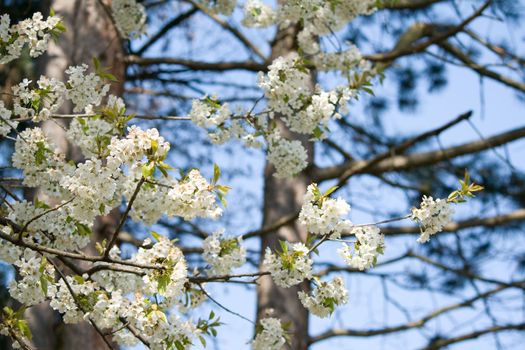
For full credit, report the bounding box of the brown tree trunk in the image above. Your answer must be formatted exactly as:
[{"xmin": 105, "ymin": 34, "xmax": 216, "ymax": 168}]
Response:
[
  {"xmin": 256, "ymin": 22, "xmax": 315, "ymax": 350},
  {"xmin": 23, "ymin": 1, "xmax": 124, "ymax": 349}
]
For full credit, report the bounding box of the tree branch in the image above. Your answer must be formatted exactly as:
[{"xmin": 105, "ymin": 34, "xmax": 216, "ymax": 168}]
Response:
[
  {"xmin": 135, "ymin": 7, "xmax": 198, "ymax": 55},
  {"xmin": 314, "ymin": 124, "xmax": 525, "ymax": 181},
  {"xmin": 309, "ymin": 279, "xmax": 525, "ymax": 344},
  {"xmin": 380, "ymin": 0, "xmax": 445, "ymax": 10},
  {"xmin": 380, "ymin": 209, "xmax": 525, "ymax": 236},
  {"xmin": 438, "ymin": 41, "xmax": 525, "ymax": 93},
  {"xmin": 125, "ymin": 55, "xmax": 267, "ymax": 71},
  {"xmin": 366, "ymin": 1, "xmax": 491, "ymax": 63},
  {"xmin": 184, "ymin": 0, "xmax": 267, "ymax": 61},
  {"xmin": 423, "ymin": 323, "xmax": 525, "ymax": 350}
]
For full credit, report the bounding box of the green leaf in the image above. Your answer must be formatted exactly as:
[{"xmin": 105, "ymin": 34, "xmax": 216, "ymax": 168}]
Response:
[
  {"xmin": 323, "ymin": 186, "xmax": 339, "ymax": 197},
  {"xmin": 313, "ymin": 126, "xmax": 323, "ymax": 139},
  {"xmin": 34, "ymin": 141, "xmax": 50, "ymax": 165},
  {"xmin": 158, "ymin": 165, "xmax": 168, "ymax": 178},
  {"xmin": 279, "ymin": 240, "xmax": 288, "ymax": 253},
  {"xmin": 215, "ymin": 185, "xmax": 231, "ymax": 194},
  {"xmin": 150, "ymin": 139, "xmax": 158, "ymax": 155},
  {"xmin": 175, "ymin": 341, "xmax": 185, "ymax": 350},
  {"xmin": 3, "ymin": 306, "xmax": 13, "ymax": 316},
  {"xmin": 73, "ymin": 275, "xmax": 85, "ymax": 284},
  {"xmin": 216, "ymin": 190, "xmax": 227, "ymax": 208},
  {"xmin": 17, "ymin": 319, "xmax": 32, "ymax": 340},
  {"xmin": 141, "ymin": 162, "xmax": 155, "ymax": 178},
  {"xmin": 40, "ymin": 275, "xmax": 48, "ymax": 296},
  {"xmin": 75, "ymin": 222, "xmax": 92, "ymax": 237},
  {"xmin": 199, "ymin": 336, "xmax": 206, "ymax": 347},
  {"xmin": 150, "ymin": 231, "xmax": 162, "ymax": 242},
  {"xmin": 213, "ymin": 163, "xmax": 221, "ymax": 184},
  {"xmin": 92, "ymin": 57, "xmax": 101, "ymax": 71}
]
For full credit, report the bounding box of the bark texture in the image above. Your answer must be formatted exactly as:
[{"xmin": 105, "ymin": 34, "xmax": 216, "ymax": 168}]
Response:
[{"xmin": 256, "ymin": 21, "xmax": 315, "ymax": 350}]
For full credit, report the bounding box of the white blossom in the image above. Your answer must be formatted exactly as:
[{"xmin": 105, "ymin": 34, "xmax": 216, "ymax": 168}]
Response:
[
  {"xmin": 190, "ymin": 97, "xmax": 232, "ymax": 128},
  {"xmin": 299, "ymin": 183, "xmax": 353, "ymax": 239},
  {"xmin": 267, "ymin": 132, "xmax": 308, "ymax": 178},
  {"xmin": 252, "ymin": 317, "xmax": 286, "ymax": 350},
  {"xmin": 263, "ymin": 242, "xmax": 312, "ymax": 287},
  {"xmin": 65, "ymin": 64, "xmax": 110, "ymax": 112},
  {"xmin": 338, "ymin": 225, "xmax": 384, "ymax": 271},
  {"xmin": 12, "ymin": 127, "xmax": 74, "ymax": 196},
  {"xmin": 242, "ymin": 0, "xmax": 276, "ymax": 27},
  {"xmin": 8, "ymin": 249, "xmax": 56, "ymax": 306},
  {"xmin": 0, "ymin": 101, "xmax": 17, "ymax": 137},
  {"xmin": 67, "ymin": 117, "xmax": 117, "ymax": 159},
  {"xmin": 111, "ymin": 0, "xmax": 147, "ymax": 38},
  {"xmin": 49, "ymin": 275, "xmax": 99, "ymax": 324},
  {"xmin": 411, "ymin": 196, "xmax": 454, "ymax": 243},
  {"xmin": 0, "ymin": 12, "xmax": 63, "ymax": 64},
  {"xmin": 298, "ymin": 276, "xmax": 348, "ymax": 318},
  {"xmin": 203, "ymin": 229, "xmax": 246, "ymax": 275},
  {"xmin": 108, "ymin": 125, "xmax": 170, "ymax": 165},
  {"xmin": 59, "ymin": 159, "xmax": 122, "ymax": 224},
  {"xmin": 258, "ymin": 55, "xmax": 354, "ymax": 137},
  {"xmin": 133, "ymin": 236, "xmax": 188, "ymax": 303}
]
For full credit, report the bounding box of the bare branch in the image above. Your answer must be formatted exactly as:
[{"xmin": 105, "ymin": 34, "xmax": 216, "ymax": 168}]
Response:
[
  {"xmin": 135, "ymin": 7, "xmax": 198, "ymax": 55},
  {"xmin": 438, "ymin": 41, "xmax": 525, "ymax": 93},
  {"xmin": 184, "ymin": 0, "xmax": 267, "ymax": 61},
  {"xmin": 309, "ymin": 279, "xmax": 525, "ymax": 344},
  {"xmin": 381, "ymin": 209, "xmax": 525, "ymax": 236},
  {"xmin": 422, "ymin": 323, "xmax": 525, "ymax": 350},
  {"xmin": 104, "ymin": 177, "xmax": 145, "ymax": 259},
  {"xmin": 125, "ymin": 55, "xmax": 267, "ymax": 72},
  {"xmin": 366, "ymin": 1, "xmax": 491, "ymax": 63},
  {"xmin": 315, "ymin": 124, "xmax": 525, "ymax": 181},
  {"xmin": 380, "ymin": 0, "xmax": 445, "ymax": 10}
]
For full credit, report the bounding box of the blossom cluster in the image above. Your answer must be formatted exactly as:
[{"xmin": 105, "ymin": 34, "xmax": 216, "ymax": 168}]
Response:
[
  {"xmin": 263, "ymin": 242, "xmax": 313, "ymax": 287},
  {"xmin": 1, "ymin": 234, "xmax": 199, "ymax": 349},
  {"xmin": 411, "ymin": 196, "xmax": 454, "ymax": 243},
  {"xmin": 7, "ymin": 200, "xmax": 90, "ymax": 252},
  {"xmin": 252, "ymin": 317, "xmax": 287, "ymax": 350},
  {"xmin": 298, "ymin": 276, "xmax": 348, "ymax": 318},
  {"xmin": 299, "ymin": 183, "xmax": 352, "ymax": 239},
  {"xmin": 111, "ymin": 0, "xmax": 147, "ymax": 39},
  {"xmin": 266, "ymin": 131, "xmax": 308, "ymax": 178},
  {"xmin": 65, "ymin": 64, "xmax": 110, "ymax": 112},
  {"xmin": 242, "ymin": 0, "xmax": 276, "ymax": 27},
  {"xmin": 11, "ymin": 127, "xmax": 74, "ymax": 196},
  {"xmin": 257, "ymin": 55, "xmax": 353, "ymax": 136},
  {"xmin": 203, "ymin": 229, "xmax": 246, "ymax": 275},
  {"xmin": 190, "ymin": 97, "xmax": 232, "ymax": 129},
  {"xmin": 188, "ymin": 4, "xmax": 377, "ymax": 180},
  {"xmin": 0, "ymin": 12, "xmax": 64, "ymax": 64},
  {"xmin": 127, "ymin": 168, "xmax": 223, "ymax": 225},
  {"xmin": 338, "ymin": 225, "xmax": 384, "ymax": 271},
  {"xmin": 66, "ymin": 116, "xmax": 117, "ymax": 158},
  {"xmin": 12, "ymin": 76, "xmax": 66, "ymax": 121},
  {"xmin": 8, "ymin": 250, "xmax": 55, "ymax": 306},
  {"xmin": 0, "ymin": 101, "xmax": 17, "ymax": 137},
  {"xmin": 6, "ymin": 64, "xmax": 111, "ymax": 123},
  {"xmin": 279, "ymin": 0, "xmax": 376, "ymax": 54},
  {"xmin": 204, "ymin": 0, "xmax": 237, "ymax": 15}
]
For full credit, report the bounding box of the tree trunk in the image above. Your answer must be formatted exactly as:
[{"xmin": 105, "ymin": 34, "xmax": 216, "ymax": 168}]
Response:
[
  {"xmin": 23, "ymin": 1, "xmax": 124, "ymax": 349},
  {"xmin": 256, "ymin": 22, "xmax": 315, "ymax": 350}
]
